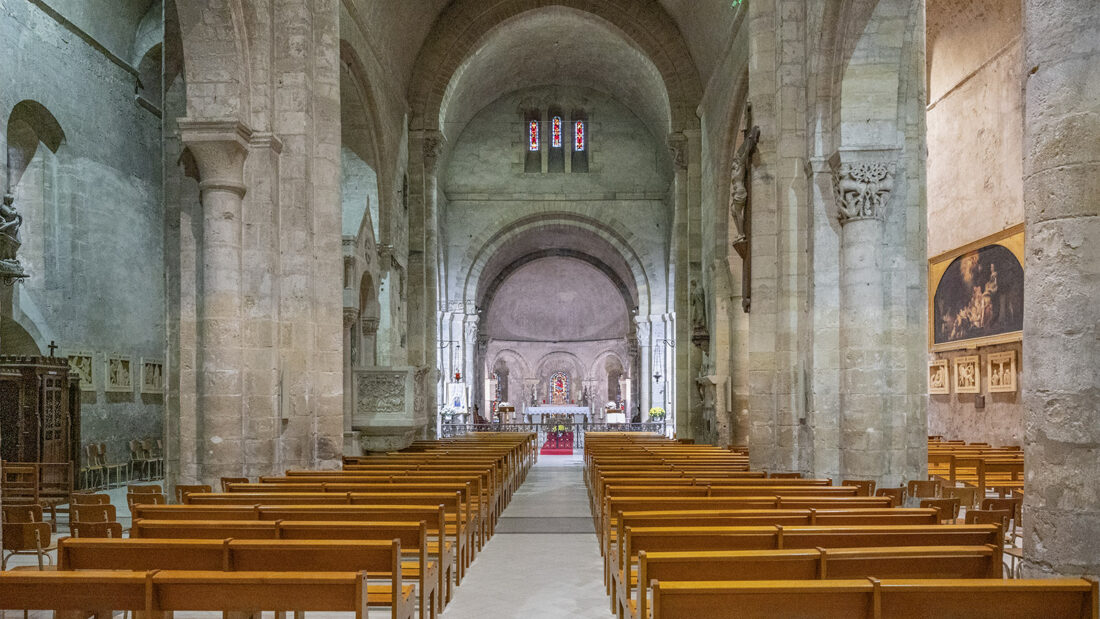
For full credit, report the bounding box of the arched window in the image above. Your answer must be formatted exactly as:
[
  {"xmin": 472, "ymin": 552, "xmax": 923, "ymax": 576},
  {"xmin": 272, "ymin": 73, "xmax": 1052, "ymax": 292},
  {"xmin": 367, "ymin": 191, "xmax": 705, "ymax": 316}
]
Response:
[
  {"xmin": 524, "ymin": 109, "xmax": 541, "ymax": 173},
  {"xmin": 571, "ymin": 110, "xmax": 589, "ymax": 173},
  {"xmin": 547, "ymin": 106, "xmax": 565, "ymax": 173},
  {"xmin": 549, "ymin": 371, "xmax": 570, "ymax": 405}
]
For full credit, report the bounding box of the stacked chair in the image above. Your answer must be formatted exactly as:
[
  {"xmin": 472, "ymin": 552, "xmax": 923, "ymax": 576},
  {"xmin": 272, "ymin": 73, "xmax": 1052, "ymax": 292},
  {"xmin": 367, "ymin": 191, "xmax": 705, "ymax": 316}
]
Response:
[{"xmin": 586, "ymin": 432, "xmax": 1096, "ymax": 619}]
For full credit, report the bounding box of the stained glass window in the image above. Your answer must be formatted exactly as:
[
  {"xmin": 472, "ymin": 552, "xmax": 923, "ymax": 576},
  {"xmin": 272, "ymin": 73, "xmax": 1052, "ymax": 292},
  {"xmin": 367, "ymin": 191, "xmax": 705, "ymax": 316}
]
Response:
[
  {"xmin": 552, "ymin": 116, "xmax": 562, "ymax": 148},
  {"xmin": 574, "ymin": 121, "xmax": 585, "ymax": 151},
  {"xmin": 550, "ymin": 371, "xmax": 570, "ymax": 405},
  {"xmin": 528, "ymin": 120, "xmax": 540, "ymax": 151}
]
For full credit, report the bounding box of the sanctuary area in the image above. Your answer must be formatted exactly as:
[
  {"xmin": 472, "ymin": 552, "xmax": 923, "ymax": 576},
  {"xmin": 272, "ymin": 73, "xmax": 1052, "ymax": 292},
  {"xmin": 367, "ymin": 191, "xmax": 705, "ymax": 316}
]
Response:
[{"xmin": 0, "ymin": 0, "xmax": 1096, "ymax": 617}]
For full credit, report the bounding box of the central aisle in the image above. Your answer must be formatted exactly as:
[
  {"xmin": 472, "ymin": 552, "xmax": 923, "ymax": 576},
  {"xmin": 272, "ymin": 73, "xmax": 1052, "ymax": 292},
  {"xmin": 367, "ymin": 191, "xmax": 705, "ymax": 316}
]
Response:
[{"xmin": 440, "ymin": 453, "xmax": 609, "ymax": 618}]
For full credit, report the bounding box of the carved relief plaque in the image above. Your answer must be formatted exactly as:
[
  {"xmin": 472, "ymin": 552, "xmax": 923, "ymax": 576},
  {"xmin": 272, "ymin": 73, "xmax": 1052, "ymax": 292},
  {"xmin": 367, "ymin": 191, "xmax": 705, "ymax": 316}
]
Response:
[
  {"xmin": 105, "ymin": 354, "xmax": 133, "ymax": 393},
  {"xmin": 987, "ymin": 351, "xmax": 1017, "ymax": 393}
]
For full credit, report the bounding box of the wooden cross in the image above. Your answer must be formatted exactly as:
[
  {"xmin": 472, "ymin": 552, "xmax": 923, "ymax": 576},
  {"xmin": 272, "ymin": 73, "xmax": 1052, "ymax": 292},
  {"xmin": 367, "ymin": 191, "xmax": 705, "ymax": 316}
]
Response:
[{"xmin": 47, "ymin": 341, "xmax": 57, "ymax": 357}]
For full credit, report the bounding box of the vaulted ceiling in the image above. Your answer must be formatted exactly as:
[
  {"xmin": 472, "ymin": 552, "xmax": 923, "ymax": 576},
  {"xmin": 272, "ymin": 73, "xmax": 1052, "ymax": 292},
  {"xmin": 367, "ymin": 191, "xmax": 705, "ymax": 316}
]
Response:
[{"xmin": 343, "ymin": 0, "xmax": 738, "ymax": 95}]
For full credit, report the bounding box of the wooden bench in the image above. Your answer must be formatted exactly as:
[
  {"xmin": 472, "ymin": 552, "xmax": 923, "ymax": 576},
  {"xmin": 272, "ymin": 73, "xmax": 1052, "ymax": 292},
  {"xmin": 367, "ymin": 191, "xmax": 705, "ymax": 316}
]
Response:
[
  {"xmin": 129, "ymin": 519, "xmax": 442, "ymax": 614},
  {"xmin": 132, "ymin": 502, "xmax": 457, "ymax": 605},
  {"xmin": 183, "ymin": 491, "xmax": 472, "ymax": 579},
  {"xmin": 612, "ymin": 524, "xmax": 1003, "ymax": 615},
  {"xmin": 648, "ymin": 578, "xmax": 1098, "ymax": 619},
  {"xmin": 628, "ymin": 545, "xmax": 1002, "ymax": 619},
  {"xmin": 57, "ymin": 537, "xmax": 417, "ymax": 619},
  {"xmin": 0, "ymin": 570, "xmax": 373, "ymax": 618}
]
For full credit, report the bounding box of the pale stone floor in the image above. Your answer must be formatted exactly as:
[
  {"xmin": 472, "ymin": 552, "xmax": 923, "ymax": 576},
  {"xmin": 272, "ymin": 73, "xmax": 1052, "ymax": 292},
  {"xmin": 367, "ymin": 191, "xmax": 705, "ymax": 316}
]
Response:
[{"xmin": 438, "ymin": 453, "xmax": 611, "ymax": 618}]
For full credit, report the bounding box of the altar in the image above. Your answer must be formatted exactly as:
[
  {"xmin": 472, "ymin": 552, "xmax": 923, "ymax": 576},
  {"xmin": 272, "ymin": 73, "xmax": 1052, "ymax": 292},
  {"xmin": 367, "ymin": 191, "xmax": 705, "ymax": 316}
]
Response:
[{"xmin": 525, "ymin": 405, "xmax": 592, "ymax": 424}]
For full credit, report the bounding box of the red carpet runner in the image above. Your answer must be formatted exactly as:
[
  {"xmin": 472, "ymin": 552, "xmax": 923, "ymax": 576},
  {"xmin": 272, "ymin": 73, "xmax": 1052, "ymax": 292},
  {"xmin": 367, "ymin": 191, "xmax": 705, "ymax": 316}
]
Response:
[{"xmin": 540, "ymin": 431, "xmax": 574, "ymax": 455}]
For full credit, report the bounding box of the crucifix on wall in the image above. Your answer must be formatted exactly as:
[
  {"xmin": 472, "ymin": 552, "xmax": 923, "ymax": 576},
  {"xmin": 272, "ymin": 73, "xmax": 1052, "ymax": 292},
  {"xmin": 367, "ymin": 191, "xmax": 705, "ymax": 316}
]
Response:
[{"xmin": 729, "ymin": 108, "xmax": 760, "ymax": 313}]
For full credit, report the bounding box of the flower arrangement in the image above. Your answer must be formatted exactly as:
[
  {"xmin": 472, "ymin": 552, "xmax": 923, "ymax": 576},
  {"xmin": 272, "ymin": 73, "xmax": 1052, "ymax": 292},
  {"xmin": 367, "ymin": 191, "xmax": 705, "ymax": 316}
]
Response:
[{"xmin": 648, "ymin": 407, "xmax": 666, "ymax": 420}]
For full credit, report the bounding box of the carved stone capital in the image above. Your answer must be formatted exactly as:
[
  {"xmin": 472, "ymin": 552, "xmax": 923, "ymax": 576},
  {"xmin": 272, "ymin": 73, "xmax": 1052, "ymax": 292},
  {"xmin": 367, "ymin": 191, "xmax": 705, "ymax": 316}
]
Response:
[
  {"xmin": 667, "ymin": 132, "xmax": 688, "ymax": 171},
  {"xmin": 829, "ymin": 152, "xmax": 897, "ymax": 224},
  {"xmin": 421, "ymin": 131, "xmax": 446, "ymax": 174},
  {"xmin": 178, "ymin": 118, "xmax": 253, "ymax": 198},
  {"xmin": 361, "ymin": 317, "xmax": 380, "ymax": 335},
  {"xmin": 343, "ymin": 307, "xmax": 360, "ymax": 329},
  {"xmin": 463, "ymin": 315, "xmax": 480, "ymax": 341},
  {"xmin": 633, "ymin": 316, "xmax": 652, "ymax": 341}
]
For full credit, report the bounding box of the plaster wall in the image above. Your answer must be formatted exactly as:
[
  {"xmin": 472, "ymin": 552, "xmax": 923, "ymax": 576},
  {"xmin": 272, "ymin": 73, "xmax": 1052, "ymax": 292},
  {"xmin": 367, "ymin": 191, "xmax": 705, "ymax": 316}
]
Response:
[
  {"xmin": 0, "ymin": 0, "xmax": 164, "ymax": 466},
  {"xmin": 926, "ymin": 0, "xmax": 1024, "ymax": 444}
]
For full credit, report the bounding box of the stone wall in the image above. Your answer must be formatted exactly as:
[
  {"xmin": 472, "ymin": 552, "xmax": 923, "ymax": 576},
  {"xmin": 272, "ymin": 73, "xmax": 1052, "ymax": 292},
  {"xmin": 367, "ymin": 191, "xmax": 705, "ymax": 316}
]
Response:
[
  {"xmin": 0, "ymin": 0, "xmax": 164, "ymax": 467},
  {"xmin": 440, "ymin": 85, "xmax": 674, "ymax": 427},
  {"xmin": 926, "ymin": 0, "xmax": 1024, "ymax": 443}
]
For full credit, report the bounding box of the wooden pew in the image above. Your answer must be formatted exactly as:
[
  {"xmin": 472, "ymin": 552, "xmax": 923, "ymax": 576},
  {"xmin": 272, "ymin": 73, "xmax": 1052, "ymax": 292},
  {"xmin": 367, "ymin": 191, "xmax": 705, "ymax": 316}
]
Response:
[
  {"xmin": 612, "ymin": 524, "xmax": 1003, "ymax": 615},
  {"xmin": 648, "ymin": 578, "xmax": 1098, "ymax": 619},
  {"xmin": 629, "ymin": 545, "xmax": 1001, "ymax": 619},
  {"xmin": 56, "ymin": 537, "xmax": 417, "ymax": 619},
  {"xmin": 131, "ymin": 503, "xmax": 456, "ymax": 606},
  {"xmin": 0, "ymin": 570, "xmax": 372, "ymax": 619},
  {"xmin": 129, "ymin": 519, "xmax": 441, "ymax": 614},
  {"xmin": 183, "ymin": 491, "xmax": 472, "ymax": 579}
]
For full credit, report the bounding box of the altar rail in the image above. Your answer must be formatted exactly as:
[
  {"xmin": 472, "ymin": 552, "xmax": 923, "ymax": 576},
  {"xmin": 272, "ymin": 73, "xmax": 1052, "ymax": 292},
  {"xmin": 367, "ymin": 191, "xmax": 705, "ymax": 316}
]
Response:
[{"xmin": 440, "ymin": 421, "xmax": 667, "ymax": 449}]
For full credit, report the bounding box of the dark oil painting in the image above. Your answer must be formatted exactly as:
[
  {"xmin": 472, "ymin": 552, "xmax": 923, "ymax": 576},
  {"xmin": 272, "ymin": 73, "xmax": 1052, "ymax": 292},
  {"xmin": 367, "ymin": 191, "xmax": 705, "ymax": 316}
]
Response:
[{"xmin": 933, "ymin": 244, "xmax": 1023, "ymax": 346}]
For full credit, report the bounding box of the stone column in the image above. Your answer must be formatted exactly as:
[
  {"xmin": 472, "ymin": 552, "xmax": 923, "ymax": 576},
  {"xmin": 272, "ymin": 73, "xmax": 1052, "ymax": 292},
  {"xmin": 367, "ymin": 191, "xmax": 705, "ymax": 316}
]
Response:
[
  {"xmin": 463, "ymin": 314, "xmax": 479, "ymax": 403},
  {"xmin": 635, "ymin": 317, "xmax": 652, "ymax": 419},
  {"xmin": 178, "ymin": 119, "xmax": 251, "ymax": 484},
  {"xmin": 342, "ymin": 308, "xmax": 359, "ymax": 430},
  {"xmin": 361, "ymin": 317, "xmax": 379, "ymax": 366},
  {"xmin": 831, "ymin": 154, "xmax": 896, "ymax": 485},
  {"xmin": 1020, "ymin": 0, "xmax": 1099, "ymax": 578}
]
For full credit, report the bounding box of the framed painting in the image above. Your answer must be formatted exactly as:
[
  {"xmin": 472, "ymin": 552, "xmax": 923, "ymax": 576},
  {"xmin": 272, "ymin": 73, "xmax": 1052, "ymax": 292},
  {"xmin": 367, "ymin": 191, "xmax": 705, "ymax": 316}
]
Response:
[
  {"xmin": 105, "ymin": 354, "xmax": 133, "ymax": 393},
  {"xmin": 954, "ymin": 355, "xmax": 981, "ymax": 394},
  {"xmin": 929, "ymin": 359, "xmax": 950, "ymax": 395},
  {"xmin": 929, "ymin": 224, "xmax": 1024, "ymax": 352},
  {"xmin": 987, "ymin": 351, "xmax": 1017, "ymax": 393}
]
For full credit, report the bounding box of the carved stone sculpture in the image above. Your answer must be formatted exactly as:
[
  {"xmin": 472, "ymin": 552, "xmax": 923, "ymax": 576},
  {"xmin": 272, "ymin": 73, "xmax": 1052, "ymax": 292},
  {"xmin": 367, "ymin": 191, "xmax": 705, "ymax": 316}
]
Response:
[
  {"xmin": 831, "ymin": 161, "xmax": 896, "ymax": 223},
  {"xmin": 728, "ymin": 126, "xmax": 760, "ymax": 243},
  {"xmin": 0, "ymin": 193, "xmax": 28, "ymax": 282}
]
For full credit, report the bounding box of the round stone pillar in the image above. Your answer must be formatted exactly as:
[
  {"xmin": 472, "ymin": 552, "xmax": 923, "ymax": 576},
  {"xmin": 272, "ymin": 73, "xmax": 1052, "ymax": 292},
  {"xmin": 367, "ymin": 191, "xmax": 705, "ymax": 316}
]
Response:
[
  {"xmin": 831, "ymin": 156, "xmax": 897, "ymax": 486},
  {"xmin": 1020, "ymin": 0, "xmax": 1100, "ymax": 577},
  {"xmin": 178, "ymin": 119, "xmax": 251, "ymax": 484}
]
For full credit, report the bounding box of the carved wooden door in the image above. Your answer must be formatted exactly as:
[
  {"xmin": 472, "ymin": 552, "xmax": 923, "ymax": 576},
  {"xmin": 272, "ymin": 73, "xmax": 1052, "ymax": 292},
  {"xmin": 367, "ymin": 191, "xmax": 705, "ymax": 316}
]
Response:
[{"xmin": 39, "ymin": 373, "xmax": 66, "ymax": 463}]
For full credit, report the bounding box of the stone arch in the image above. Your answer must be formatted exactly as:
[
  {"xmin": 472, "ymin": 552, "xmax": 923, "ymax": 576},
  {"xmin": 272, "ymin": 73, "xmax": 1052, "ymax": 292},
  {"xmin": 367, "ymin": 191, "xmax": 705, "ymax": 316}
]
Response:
[
  {"xmin": 6, "ymin": 100, "xmax": 66, "ymax": 189},
  {"xmin": 407, "ymin": 0, "xmax": 702, "ymax": 136},
  {"xmin": 820, "ymin": 0, "xmax": 912, "ymax": 151},
  {"xmin": 340, "ymin": 40, "xmax": 392, "ymax": 245},
  {"xmin": 173, "ymin": 0, "xmax": 251, "ymax": 120},
  {"xmin": 460, "ymin": 212, "xmax": 653, "ymax": 315}
]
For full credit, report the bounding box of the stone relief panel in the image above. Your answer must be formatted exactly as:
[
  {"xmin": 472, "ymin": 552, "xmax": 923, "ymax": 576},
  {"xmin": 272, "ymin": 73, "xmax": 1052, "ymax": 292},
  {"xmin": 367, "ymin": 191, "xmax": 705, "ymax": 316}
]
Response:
[
  {"xmin": 105, "ymin": 354, "xmax": 133, "ymax": 393},
  {"xmin": 953, "ymin": 355, "xmax": 980, "ymax": 394},
  {"xmin": 929, "ymin": 360, "xmax": 950, "ymax": 395},
  {"xmin": 141, "ymin": 358, "xmax": 164, "ymax": 394},
  {"xmin": 356, "ymin": 371, "xmax": 407, "ymax": 419},
  {"xmin": 987, "ymin": 351, "xmax": 1016, "ymax": 393},
  {"xmin": 67, "ymin": 351, "xmax": 94, "ymax": 391}
]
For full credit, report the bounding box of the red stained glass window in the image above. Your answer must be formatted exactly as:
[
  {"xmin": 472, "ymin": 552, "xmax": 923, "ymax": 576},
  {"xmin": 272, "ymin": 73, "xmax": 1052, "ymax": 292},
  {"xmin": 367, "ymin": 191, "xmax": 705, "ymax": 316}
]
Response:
[
  {"xmin": 574, "ymin": 121, "xmax": 585, "ymax": 151},
  {"xmin": 528, "ymin": 120, "xmax": 540, "ymax": 151},
  {"xmin": 552, "ymin": 116, "xmax": 562, "ymax": 148}
]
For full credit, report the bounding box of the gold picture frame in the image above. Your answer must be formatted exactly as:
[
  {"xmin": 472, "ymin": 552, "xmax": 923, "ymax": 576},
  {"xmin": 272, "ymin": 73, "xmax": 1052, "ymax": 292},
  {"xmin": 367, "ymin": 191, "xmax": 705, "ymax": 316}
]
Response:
[
  {"xmin": 987, "ymin": 351, "xmax": 1017, "ymax": 393},
  {"xmin": 929, "ymin": 224, "xmax": 1025, "ymax": 352},
  {"xmin": 954, "ymin": 355, "xmax": 981, "ymax": 394},
  {"xmin": 929, "ymin": 359, "xmax": 950, "ymax": 395}
]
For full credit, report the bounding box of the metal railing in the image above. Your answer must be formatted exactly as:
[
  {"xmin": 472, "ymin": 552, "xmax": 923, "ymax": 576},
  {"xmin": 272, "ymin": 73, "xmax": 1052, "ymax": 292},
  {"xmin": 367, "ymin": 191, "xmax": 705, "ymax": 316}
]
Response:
[{"xmin": 440, "ymin": 421, "xmax": 668, "ymax": 449}]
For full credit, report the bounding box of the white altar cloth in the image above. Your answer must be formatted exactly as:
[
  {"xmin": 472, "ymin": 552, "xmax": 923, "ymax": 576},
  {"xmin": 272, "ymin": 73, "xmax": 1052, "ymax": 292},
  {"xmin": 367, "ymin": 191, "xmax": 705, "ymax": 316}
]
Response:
[{"xmin": 527, "ymin": 406, "xmax": 591, "ymax": 415}]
